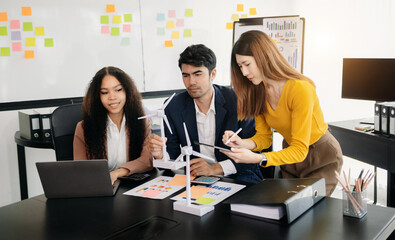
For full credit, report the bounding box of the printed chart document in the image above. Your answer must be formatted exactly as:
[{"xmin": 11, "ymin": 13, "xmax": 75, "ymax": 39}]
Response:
[
  {"xmin": 123, "ymin": 176, "xmax": 185, "ymax": 199},
  {"xmin": 171, "ymin": 181, "xmax": 245, "ymax": 205}
]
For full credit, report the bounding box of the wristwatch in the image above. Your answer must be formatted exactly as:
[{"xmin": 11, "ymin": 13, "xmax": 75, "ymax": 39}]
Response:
[{"xmin": 259, "ymin": 154, "xmax": 267, "ymax": 167}]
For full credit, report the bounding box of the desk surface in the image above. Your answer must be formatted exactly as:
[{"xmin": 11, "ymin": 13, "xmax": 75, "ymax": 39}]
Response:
[{"xmin": 1, "ymin": 170, "xmax": 394, "ymax": 240}]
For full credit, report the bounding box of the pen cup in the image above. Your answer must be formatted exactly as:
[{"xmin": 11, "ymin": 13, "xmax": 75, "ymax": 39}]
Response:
[{"xmin": 342, "ymin": 189, "xmax": 367, "ymax": 218}]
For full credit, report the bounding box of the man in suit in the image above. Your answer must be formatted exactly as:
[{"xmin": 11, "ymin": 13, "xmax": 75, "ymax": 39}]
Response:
[{"xmin": 148, "ymin": 44, "xmax": 263, "ymax": 183}]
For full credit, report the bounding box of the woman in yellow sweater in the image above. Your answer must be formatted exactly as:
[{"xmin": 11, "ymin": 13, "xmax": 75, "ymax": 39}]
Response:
[{"xmin": 221, "ymin": 30, "xmax": 342, "ymax": 196}]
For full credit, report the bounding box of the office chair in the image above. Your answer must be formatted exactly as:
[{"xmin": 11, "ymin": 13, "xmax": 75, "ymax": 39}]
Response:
[{"xmin": 51, "ymin": 103, "xmax": 82, "ymax": 161}]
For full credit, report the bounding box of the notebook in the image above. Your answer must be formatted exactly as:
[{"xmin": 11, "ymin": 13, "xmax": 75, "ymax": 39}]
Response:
[{"xmin": 36, "ymin": 160, "xmax": 120, "ymax": 199}]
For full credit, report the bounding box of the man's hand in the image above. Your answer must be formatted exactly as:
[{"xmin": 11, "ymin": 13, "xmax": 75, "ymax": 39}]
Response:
[
  {"xmin": 190, "ymin": 158, "xmax": 223, "ymax": 177},
  {"xmin": 148, "ymin": 134, "xmax": 166, "ymax": 159}
]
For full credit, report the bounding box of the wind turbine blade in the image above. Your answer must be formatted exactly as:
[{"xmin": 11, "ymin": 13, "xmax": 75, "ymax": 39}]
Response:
[
  {"xmin": 162, "ymin": 93, "xmax": 176, "ymax": 109},
  {"xmin": 192, "ymin": 151, "xmax": 215, "ymax": 162},
  {"xmin": 175, "ymin": 154, "xmax": 184, "ymax": 162},
  {"xmin": 137, "ymin": 113, "xmax": 157, "ymax": 119},
  {"xmin": 163, "ymin": 115, "xmax": 173, "ymax": 134},
  {"xmin": 183, "ymin": 122, "xmax": 191, "ymax": 146}
]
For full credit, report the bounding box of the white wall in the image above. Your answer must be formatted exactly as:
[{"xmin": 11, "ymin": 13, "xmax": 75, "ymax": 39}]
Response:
[{"xmin": 1, "ymin": 0, "xmax": 394, "ymax": 207}]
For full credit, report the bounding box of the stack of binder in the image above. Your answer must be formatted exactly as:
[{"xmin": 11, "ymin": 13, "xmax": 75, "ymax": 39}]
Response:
[
  {"xmin": 225, "ymin": 178, "xmax": 326, "ymax": 224},
  {"xmin": 18, "ymin": 109, "xmax": 53, "ymax": 142}
]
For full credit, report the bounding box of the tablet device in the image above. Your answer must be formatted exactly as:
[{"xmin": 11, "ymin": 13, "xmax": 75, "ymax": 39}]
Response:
[
  {"xmin": 194, "ymin": 141, "xmax": 231, "ymax": 152},
  {"xmin": 191, "ymin": 176, "xmax": 221, "ymax": 185},
  {"xmin": 119, "ymin": 173, "xmax": 150, "ymax": 182}
]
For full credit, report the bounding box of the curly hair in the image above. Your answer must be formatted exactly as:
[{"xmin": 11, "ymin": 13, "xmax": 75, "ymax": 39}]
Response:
[{"xmin": 82, "ymin": 66, "xmax": 146, "ymax": 161}]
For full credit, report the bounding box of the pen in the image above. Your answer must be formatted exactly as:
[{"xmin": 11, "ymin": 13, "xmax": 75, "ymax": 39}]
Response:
[{"xmin": 225, "ymin": 128, "xmax": 242, "ymax": 145}]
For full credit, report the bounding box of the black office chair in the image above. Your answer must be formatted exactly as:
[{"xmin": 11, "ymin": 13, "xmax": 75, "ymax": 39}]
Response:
[{"xmin": 51, "ymin": 103, "xmax": 82, "ymax": 161}]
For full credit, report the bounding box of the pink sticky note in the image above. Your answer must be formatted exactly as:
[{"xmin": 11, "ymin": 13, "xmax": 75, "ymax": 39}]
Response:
[
  {"xmin": 176, "ymin": 19, "xmax": 184, "ymax": 27},
  {"xmin": 123, "ymin": 24, "xmax": 131, "ymax": 32},
  {"xmin": 101, "ymin": 25, "xmax": 110, "ymax": 34},
  {"xmin": 12, "ymin": 42, "xmax": 22, "ymax": 51},
  {"xmin": 10, "ymin": 20, "xmax": 20, "ymax": 29},
  {"xmin": 168, "ymin": 10, "xmax": 176, "ymax": 18},
  {"xmin": 141, "ymin": 189, "xmax": 162, "ymax": 198}
]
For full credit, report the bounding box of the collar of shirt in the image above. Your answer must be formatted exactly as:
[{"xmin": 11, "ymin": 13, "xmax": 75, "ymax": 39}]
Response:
[{"xmin": 106, "ymin": 115, "xmax": 127, "ymax": 171}]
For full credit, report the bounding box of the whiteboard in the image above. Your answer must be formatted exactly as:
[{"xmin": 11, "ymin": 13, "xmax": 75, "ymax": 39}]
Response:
[{"xmin": 0, "ymin": 0, "xmax": 281, "ymax": 104}]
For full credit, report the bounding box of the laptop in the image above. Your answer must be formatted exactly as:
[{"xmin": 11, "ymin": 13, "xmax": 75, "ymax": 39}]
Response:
[{"xmin": 36, "ymin": 160, "xmax": 120, "ymax": 199}]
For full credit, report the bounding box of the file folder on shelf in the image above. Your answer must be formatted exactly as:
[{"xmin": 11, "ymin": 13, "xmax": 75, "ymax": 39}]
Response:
[
  {"xmin": 35, "ymin": 109, "xmax": 52, "ymax": 142},
  {"xmin": 225, "ymin": 178, "xmax": 325, "ymax": 224},
  {"xmin": 18, "ymin": 110, "xmax": 41, "ymax": 141}
]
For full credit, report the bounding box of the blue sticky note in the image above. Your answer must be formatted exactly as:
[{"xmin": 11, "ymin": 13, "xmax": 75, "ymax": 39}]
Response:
[{"xmin": 156, "ymin": 13, "xmax": 165, "ymax": 21}]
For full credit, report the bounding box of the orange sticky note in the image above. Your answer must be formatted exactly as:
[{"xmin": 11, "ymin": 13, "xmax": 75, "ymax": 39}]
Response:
[
  {"xmin": 0, "ymin": 12, "xmax": 7, "ymax": 22},
  {"xmin": 250, "ymin": 8, "xmax": 257, "ymax": 15},
  {"xmin": 178, "ymin": 186, "xmax": 211, "ymax": 199},
  {"xmin": 164, "ymin": 40, "xmax": 173, "ymax": 47},
  {"xmin": 106, "ymin": 4, "xmax": 115, "ymax": 13},
  {"xmin": 237, "ymin": 4, "xmax": 244, "ymax": 12},
  {"xmin": 171, "ymin": 31, "xmax": 179, "ymax": 39},
  {"xmin": 24, "ymin": 50, "xmax": 34, "ymax": 59},
  {"xmin": 168, "ymin": 174, "xmax": 196, "ymax": 186},
  {"xmin": 226, "ymin": 22, "xmax": 233, "ymax": 29},
  {"xmin": 21, "ymin": 7, "xmax": 31, "ymax": 16}
]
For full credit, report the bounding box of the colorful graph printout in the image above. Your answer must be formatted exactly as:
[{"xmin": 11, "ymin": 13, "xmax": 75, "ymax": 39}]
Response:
[
  {"xmin": 171, "ymin": 181, "xmax": 245, "ymax": 206},
  {"xmin": 123, "ymin": 176, "xmax": 185, "ymax": 199}
]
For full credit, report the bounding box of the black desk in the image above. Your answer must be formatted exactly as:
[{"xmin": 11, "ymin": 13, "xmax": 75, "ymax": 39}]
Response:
[
  {"xmin": 0, "ymin": 170, "xmax": 394, "ymax": 240},
  {"xmin": 329, "ymin": 119, "xmax": 395, "ymax": 207},
  {"xmin": 14, "ymin": 131, "xmax": 53, "ymax": 200}
]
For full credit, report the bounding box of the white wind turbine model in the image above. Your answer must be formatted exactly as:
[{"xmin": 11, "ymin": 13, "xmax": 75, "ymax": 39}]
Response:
[
  {"xmin": 138, "ymin": 93, "xmax": 186, "ymax": 170},
  {"xmin": 173, "ymin": 122, "xmax": 215, "ymax": 216}
]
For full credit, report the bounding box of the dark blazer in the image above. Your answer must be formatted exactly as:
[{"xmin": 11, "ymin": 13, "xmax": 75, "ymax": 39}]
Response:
[{"xmin": 164, "ymin": 84, "xmax": 263, "ymax": 183}]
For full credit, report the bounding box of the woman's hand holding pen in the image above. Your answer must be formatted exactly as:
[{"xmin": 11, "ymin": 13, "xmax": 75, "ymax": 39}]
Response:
[
  {"xmin": 222, "ymin": 130, "xmax": 243, "ymax": 148},
  {"xmin": 220, "ymin": 148, "xmax": 262, "ymax": 164}
]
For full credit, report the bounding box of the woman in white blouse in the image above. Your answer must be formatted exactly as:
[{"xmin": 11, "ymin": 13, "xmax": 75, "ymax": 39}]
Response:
[{"xmin": 73, "ymin": 66, "xmax": 152, "ymax": 184}]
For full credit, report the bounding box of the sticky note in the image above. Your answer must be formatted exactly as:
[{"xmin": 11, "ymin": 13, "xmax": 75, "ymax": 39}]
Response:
[
  {"xmin": 157, "ymin": 27, "xmax": 165, "ymax": 35},
  {"xmin": 232, "ymin": 14, "xmax": 239, "ymax": 21},
  {"xmin": 166, "ymin": 20, "xmax": 175, "ymax": 29},
  {"xmin": 11, "ymin": 31, "xmax": 21, "ymax": 41},
  {"xmin": 121, "ymin": 37, "xmax": 130, "ymax": 46},
  {"xmin": 113, "ymin": 15, "xmax": 121, "ymax": 24},
  {"xmin": 0, "ymin": 47, "xmax": 11, "ymax": 56},
  {"xmin": 0, "ymin": 26, "xmax": 7, "ymax": 36},
  {"xmin": 168, "ymin": 10, "xmax": 176, "ymax": 18},
  {"xmin": 23, "ymin": 22, "xmax": 33, "ymax": 31},
  {"xmin": 111, "ymin": 27, "xmax": 120, "ymax": 36},
  {"xmin": 44, "ymin": 38, "xmax": 54, "ymax": 47},
  {"xmin": 101, "ymin": 25, "xmax": 110, "ymax": 34},
  {"xmin": 185, "ymin": 9, "xmax": 193, "ymax": 17},
  {"xmin": 22, "ymin": 7, "xmax": 32, "ymax": 16},
  {"xmin": 156, "ymin": 13, "xmax": 165, "ymax": 21},
  {"xmin": 176, "ymin": 19, "xmax": 184, "ymax": 27},
  {"xmin": 164, "ymin": 40, "xmax": 173, "ymax": 47},
  {"xmin": 171, "ymin": 31, "xmax": 179, "ymax": 39},
  {"xmin": 10, "ymin": 20, "xmax": 20, "ymax": 29},
  {"xmin": 123, "ymin": 24, "xmax": 131, "ymax": 32},
  {"xmin": 24, "ymin": 50, "xmax": 34, "ymax": 58},
  {"xmin": 195, "ymin": 197, "xmax": 215, "ymax": 205},
  {"xmin": 183, "ymin": 29, "xmax": 192, "ymax": 37},
  {"xmin": 101, "ymin": 16, "xmax": 109, "ymax": 24},
  {"xmin": 12, "ymin": 42, "xmax": 22, "ymax": 52},
  {"xmin": 26, "ymin": 38, "xmax": 36, "ymax": 47},
  {"xmin": 141, "ymin": 189, "xmax": 161, "ymax": 198},
  {"xmin": 240, "ymin": 14, "xmax": 248, "ymax": 19},
  {"xmin": 237, "ymin": 4, "xmax": 244, "ymax": 12},
  {"xmin": 0, "ymin": 12, "xmax": 7, "ymax": 22},
  {"xmin": 106, "ymin": 4, "xmax": 115, "ymax": 13},
  {"xmin": 124, "ymin": 14, "xmax": 132, "ymax": 22},
  {"xmin": 250, "ymin": 8, "xmax": 257, "ymax": 15},
  {"xmin": 226, "ymin": 22, "xmax": 233, "ymax": 29},
  {"xmin": 178, "ymin": 186, "xmax": 211, "ymax": 199},
  {"xmin": 168, "ymin": 175, "xmax": 196, "ymax": 186},
  {"xmin": 35, "ymin": 27, "xmax": 44, "ymax": 36}
]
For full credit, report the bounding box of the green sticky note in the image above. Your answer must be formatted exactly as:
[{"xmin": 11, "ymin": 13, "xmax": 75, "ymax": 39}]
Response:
[
  {"xmin": 157, "ymin": 27, "xmax": 165, "ymax": 35},
  {"xmin": 184, "ymin": 29, "xmax": 192, "ymax": 37},
  {"xmin": 195, "ymin": 197, "xmax": 215, "ymax": 205},
  {"xmin": 101, "ymin": 16, "xmax": 109, "ymax": 24},
  {"xmin": 185, "ymin": 9, "xmax": 193, "ymax": 17},
  {"xmin": 0, "ymin": 26, "xmax": 7, "ymax": 36},
  {"xmin": 124, "ymin": 14, "xmax": 132, "ymax": 22},
  {"xmin": 0, "ymin": 47, "xmax": 11, "ymax": 56},
  {"xmin": 121, "ymin": 37, "xmax": 130, "ymax": 46},
  {"xmin": 26, "ymin": 37, "xmax": 36, "ymax": 47},
  {"xmin": 44, "ymin": 38, "xmax": 54, "ymax": 47},
  {"xmin": 111, "ymin": 27, "xmax": 120, "ymax": 36},
  {"xmin": 23, "ymin": 22, "xmax": 33, "ymax": 31}
]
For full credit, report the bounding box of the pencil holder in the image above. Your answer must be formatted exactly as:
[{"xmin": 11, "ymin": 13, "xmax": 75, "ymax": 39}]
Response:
[{"xmin": 342, "ymin": 189, "xmax": 367, "ymax": 218}]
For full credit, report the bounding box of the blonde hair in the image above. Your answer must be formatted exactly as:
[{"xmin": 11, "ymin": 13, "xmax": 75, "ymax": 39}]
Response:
[{"xmin": 231, "ymin": 30, "xmax": 314, "ymax": 120}]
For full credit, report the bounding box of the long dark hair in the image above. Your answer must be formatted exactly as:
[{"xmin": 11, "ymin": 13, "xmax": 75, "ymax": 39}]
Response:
[{"xmin": 82, "ymin": 66, "xmax": 146, "ymax": 161}]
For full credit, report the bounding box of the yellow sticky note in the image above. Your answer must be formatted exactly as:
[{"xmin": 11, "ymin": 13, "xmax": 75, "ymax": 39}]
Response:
[
  {"xmin": 185, "ymin": 9, "xmax": 193, "ymax": 17},
  {"xmin": 0, "ymin": 12, "xmax": 8, "ymax": 22},
  {"xmin": 106, "ymin": 4, "xmax": 115, "ymax": 13},
  {"xmin": 24, "ymin": 50, "xmax": 34, "ymax": 58},
  {"xmin": 237, "ymin": 4, "xmax": 244, "ymax": 12},
  {"xmin": 183, "ymin": 29, "xmax": 192, "ymax": 37},
  {"xmin": 195, "ymin": 197, "xmax": 216, "ymax": 205},
  {"xmin": 35, "ymin": 27, "xmax": 44, "ymax": 36},
  {"xmin": 250, "ymin": 8, "xmax": 257, "ymax": 15},
  {"xmin": 171, "ymin": 31, "xmax": 179, "ymax": 39},
  {"xmin": 26, "ymin": 37, "xmax": 36, "ymax": 47},
  {"xmin": 164, "ymin": 40, "xmax": 173, "ymax": 47},
  {"xmin": 166, "ymin": 20, "xmax": 175, "ymax": 29},
  {"xmin": 226, "ymin": 22, "xmax": 233, "ymax": 29},
  {"xmin": 240, "ymin": 14, "xmax": 248, "ymax": 19},
  {"xmin": 232, "ymin": 14, "xmax": 239, "ymax": 21},
  {"xmin": 22, "ymin": 7, "xmax": 31, "ymax": 16},
  {"xmin": 113, "ymin": 15, "xmax": 122, "ymax": 24}
]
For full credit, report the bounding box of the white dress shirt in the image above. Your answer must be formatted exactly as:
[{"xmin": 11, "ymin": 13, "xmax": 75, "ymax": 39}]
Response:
[
  {"xmin": 106, "ymin": 115, "xmax": 127, "ymax": 171},
  {"xmin": 194, "ymin": 90, "xmax": 237, "ymax": 176}
]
